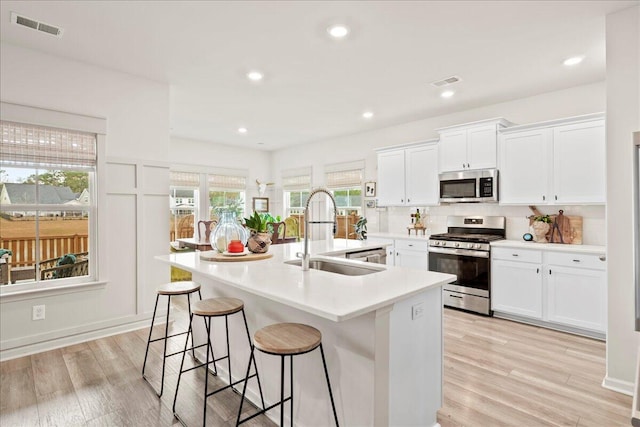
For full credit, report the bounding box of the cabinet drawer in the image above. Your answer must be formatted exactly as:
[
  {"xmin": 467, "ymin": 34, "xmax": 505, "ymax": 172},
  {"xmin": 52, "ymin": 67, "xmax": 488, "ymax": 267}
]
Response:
[
  {"xmin": 545, "ymin": 252, "xmax": 606, "ymax": 270},
  {"xmin": 395, "ymin": 239, "xmax": 429, "ymax": 252},
  {"xmin": 492, "ymin": 247, "xmax": 542, "ymax": 263}
]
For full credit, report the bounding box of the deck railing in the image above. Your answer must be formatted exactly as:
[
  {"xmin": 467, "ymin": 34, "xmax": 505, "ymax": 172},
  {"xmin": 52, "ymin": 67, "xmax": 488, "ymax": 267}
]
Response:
[{"xmin": 0, "ymin": 235, "xmax": 89, "ymax": 267}]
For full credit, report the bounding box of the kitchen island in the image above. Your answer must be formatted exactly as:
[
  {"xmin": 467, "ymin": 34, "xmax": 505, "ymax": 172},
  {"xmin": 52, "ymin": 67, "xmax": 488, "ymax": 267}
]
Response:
[{"xmin": 156, "ymin": 239, "xmax": 455, "ymax": 427}]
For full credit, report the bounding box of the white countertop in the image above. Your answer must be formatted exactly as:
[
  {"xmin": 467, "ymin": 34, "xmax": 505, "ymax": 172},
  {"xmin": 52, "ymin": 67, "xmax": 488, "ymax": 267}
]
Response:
[
  {"xmin": 156, "ymin": 239, "xmax": 455, "ymax": 322},
  {"xmin": 491, "ymin": 239, "xmax": 606, "ymax": 255}
]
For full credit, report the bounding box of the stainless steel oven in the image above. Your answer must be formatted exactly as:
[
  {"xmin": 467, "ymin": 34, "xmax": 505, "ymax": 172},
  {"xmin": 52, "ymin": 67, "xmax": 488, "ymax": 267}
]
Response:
[{"xmin": 428, "ymin": 216, "xmax": 505, "ymax": 315}]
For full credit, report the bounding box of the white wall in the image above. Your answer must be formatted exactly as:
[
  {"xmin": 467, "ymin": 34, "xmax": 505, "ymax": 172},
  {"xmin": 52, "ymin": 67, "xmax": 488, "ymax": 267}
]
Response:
[
  {"xmin": 271, "ymin": 82, "xmax": 606, "ymax": 243},
  {"xmin": 0, "ymin": 43, "xmax": 171, "ymax": 359},
  {"xmin": 604, "ymin": 5, "xmax": 640, "ymax": 393}
]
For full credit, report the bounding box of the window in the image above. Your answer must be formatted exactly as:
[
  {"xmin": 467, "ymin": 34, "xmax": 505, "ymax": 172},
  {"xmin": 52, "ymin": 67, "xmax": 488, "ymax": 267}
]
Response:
[
  {"xmin": 0, "ymin": 120, "xmax": 96, "ymax": 286},
  {"xmin": 325, "ymin": 161, "xmax": 364, "ymax": 239},
  {"xmin": 282, "ymin": 167, "xmax": 312, "ymax": 217},
  {"xmin": 170, "ymin": 171, "xmax": 199, "ymax": 241},
  {"xmin": 208, "ymin": 174, "xmax": 246, "ymax": 219}
]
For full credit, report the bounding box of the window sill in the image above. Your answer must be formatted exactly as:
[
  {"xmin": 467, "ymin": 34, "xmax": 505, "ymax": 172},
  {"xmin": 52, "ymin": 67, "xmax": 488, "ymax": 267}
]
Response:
[{"xmin": 0, "ymin": 280, "xmax": 107, "ymax": 303}]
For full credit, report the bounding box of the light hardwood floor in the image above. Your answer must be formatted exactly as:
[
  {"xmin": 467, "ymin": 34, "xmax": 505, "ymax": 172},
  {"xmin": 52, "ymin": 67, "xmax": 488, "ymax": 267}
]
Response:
[{"xmin": 0, "ymin": 304, "xmax": 632, "ymax": 426}]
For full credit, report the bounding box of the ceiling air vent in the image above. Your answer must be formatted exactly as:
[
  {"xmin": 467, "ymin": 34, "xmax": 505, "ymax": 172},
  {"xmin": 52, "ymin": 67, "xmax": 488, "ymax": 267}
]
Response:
[
  {"xmin": 11, "ymin": 12, "xmax": 64, "ymax": 38},
  {"xmin": 430, "ymin": 76, "xmax": 462, "ymax": 87}
]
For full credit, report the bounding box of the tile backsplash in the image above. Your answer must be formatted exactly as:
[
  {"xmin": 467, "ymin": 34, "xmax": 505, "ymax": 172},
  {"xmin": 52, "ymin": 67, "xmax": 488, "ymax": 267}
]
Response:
[{"xmin": 367, "ymin": 204, "xmax": 606, "ymax": 246}]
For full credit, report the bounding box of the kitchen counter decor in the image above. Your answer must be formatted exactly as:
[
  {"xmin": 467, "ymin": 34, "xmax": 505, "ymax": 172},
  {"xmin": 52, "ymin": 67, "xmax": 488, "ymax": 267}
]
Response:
[
  {"xmin": 527, "ymin": 206, "xmax": 583, "ymax": 244},
  {"xmin": 211, "ymin": 210, "xmax": 249, "ymax": 252},
  {"xmin": 244, "ymin": 211, "xmax": 272, "ymax": 253}
]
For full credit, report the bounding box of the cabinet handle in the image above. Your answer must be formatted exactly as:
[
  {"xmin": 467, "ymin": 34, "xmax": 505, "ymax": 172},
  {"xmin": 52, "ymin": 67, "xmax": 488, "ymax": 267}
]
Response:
[
  {"xmin": 407, "ymin": 198, "xmax": 411, "ymax": 203},
  {"xmin": 599, "ymin": 256, "xmax": 606, "ymax": 261},
  {"xmin": 400, "ymin": 199, "xmax": 404, "ymax": 203},
  {"xmin": 542, "ymin": 195, "xmax": 546, "ymax": 201},
  {"xmin": 549, "ymin": 269, "xmax": 552, "ymax": 275},
  {"xmin": 396, "ymin": 252, "xmax": 400, "ymax": 256},
  {"xmin": 408, "ymin": 244, "xmax": 414, "ymax": 247},
  {"xmin": 555, "ymin": 195, "xmax": 558, "ymax": 201},
  {"xmin": 512, "ymin": 253, "xmax": 519, "ymax": 257},
  {"xmin": 572, "ymin": 259, "xmax": 581, "ymax": 263},
  {"xmin": 449, "ymin": 295, "xmax": 463, "ymax": 299},
  {"xmin": 467, "ymin": 163, "xmax": 470, "ymax": 168},
  {"xmin": 536, "ymin": 268, "xmax": 539, "ymax": 273}
]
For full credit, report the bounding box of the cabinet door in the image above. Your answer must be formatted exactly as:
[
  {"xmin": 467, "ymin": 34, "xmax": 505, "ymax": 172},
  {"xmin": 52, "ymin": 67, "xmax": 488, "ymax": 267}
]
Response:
[
  {"xmin": 377, "ymin": 150, "xmax": 406, "ymax": 206},
  {"xmin": 499, "ymin": 128, "xmax": 552, "ymax": 204},
  {"xmin": 546, "ymin": 266, "xmax": 606, "ymax": 332},
  {"xmin": 491, "ymin": 259, "xmax": 543, "ymax": 319},
  {"xmin": 395, "ymin": 249, "xmax": 428, "ymax": 270},
  {"xmin": 439, "ymin": 130, "xmax": 468, "ymax": 172},
  {"xmin": 405, "ymin": 144, "xmax": 439, "ymax": 206},
  {"xmin": 552, "ymin": 120, "xmax": 605, "ymax": 204},
  {"xmin": 467, "ymin": 124, "xmax": 497, "ymax": 170}
]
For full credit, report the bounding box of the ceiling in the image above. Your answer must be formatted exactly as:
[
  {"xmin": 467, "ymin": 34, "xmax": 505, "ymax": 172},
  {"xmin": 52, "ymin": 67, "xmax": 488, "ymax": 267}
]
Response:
[{"xmin": 0, "ymin": 1, "xmax": 637, "ymax": 151}]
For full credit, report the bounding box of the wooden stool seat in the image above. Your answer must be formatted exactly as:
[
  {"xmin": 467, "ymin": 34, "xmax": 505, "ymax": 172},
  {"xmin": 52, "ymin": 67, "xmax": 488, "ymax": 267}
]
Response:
[
  {"xmin": 254, "ymin": 323, "xmax": 322, "ymax": 355},
  {"xmin": 156, "ymin": 280, "xmax": 201, "ymax": 295},
  {"xmin": 192, "ymin": 297, "xmax": 244, "ymax": 316}
]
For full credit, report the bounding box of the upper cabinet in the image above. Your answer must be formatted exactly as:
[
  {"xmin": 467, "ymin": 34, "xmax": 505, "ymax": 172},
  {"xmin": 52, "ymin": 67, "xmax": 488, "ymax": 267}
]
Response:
[
  {"xmin": 377, "ymin": 141, "xmax": 439, "ymax": 206},
  {"xmin": 437, "ymin": 118, "xmax": 513, "ymax": 172},
  {"xmin": 499, "ymin": 113, "xmax": 605, "ymax": 205}
]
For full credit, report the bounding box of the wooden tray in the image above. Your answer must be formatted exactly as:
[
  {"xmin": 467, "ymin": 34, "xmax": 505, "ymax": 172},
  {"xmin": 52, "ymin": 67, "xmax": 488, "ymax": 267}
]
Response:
[
  {"xmin": 528, "ymin": 206, "xmax": 583, "ymax": 245},
  {"xmin": 199, "ymin": 251, "xmax": 274, "ymax": 262}
]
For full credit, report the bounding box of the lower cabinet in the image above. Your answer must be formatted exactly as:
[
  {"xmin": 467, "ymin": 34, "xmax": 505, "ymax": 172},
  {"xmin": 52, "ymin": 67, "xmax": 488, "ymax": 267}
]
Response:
[
  {"xmin": 394, "ymin": 239, "xmax": 429, "ymax": 270},
  {"xmin": 491, "ymin": 247, "xmax": 606, "ymax": 335}
]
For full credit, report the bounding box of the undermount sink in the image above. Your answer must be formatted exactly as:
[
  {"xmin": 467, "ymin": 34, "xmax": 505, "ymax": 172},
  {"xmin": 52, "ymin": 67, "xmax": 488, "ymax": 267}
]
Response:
[{"xmin": 285, "ymin": 258, "xmax": 384, "ymax": 276}]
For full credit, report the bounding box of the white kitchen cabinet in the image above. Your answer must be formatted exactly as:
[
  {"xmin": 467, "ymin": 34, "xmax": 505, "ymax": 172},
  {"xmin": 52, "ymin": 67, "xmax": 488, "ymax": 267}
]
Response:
[
  {"xmin": 545, "ymin": 252, "xmax": 607, "ymax": 333},
  {"xmin": 552, "ymin": 119, "xmax": 606, "ymax": 204},
  {"xmin": 394, "ymin": 239, "xmax": 429, "ymax": 270},
  {"xmin": 499, "ymin": 113, "xmax": 605, "ymax": 205},
  {"xmin": 491, "ymin": 248, "xmax": 543, "ymax": 319},
  {"xmin": 499, "ymin": 128, "xmax": 552, "ymax": 204},
  {"xmin": 491, "ymin": 244, "xmax": 607, "ymax": 336},
  {"xmin": 376, "ymin": 141, "xmax": 439, "ymax": 207},
  {"xmin": 438, "ymin": 118, "xmax": 512, "ymax": 172}
]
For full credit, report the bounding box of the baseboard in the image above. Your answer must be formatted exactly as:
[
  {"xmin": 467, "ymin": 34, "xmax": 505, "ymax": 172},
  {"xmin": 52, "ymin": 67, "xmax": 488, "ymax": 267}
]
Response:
[
  {"xmin": 0, "ymin": 311, "xmax": 167, "ymax": 361},
  {"xmin": 602, "ymin": 375, "xmax": 634, "ymax": 396}
]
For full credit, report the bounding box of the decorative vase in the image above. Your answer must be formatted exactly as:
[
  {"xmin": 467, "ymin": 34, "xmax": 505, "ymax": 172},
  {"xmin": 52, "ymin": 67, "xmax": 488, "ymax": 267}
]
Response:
[
  {"xmin": 211, "ymin": 210, "xmax": 248, "ymax": 252},
  {"xmin": 530, "ymin": 221, "xmax": 550, "ymax": 243},
  {"xmin": 247, "ymin": 231, "xmax": 272, "ymax": 253}
]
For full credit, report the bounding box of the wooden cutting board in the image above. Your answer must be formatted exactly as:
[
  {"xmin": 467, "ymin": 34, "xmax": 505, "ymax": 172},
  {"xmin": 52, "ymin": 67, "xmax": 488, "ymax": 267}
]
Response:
[
  {"xmin": 199, "ymin": 251, "xmax": 274, "ymax": 262},
  {"xmin": 528, "ymin": 206, "xmax": 583, "ymax": 245}
]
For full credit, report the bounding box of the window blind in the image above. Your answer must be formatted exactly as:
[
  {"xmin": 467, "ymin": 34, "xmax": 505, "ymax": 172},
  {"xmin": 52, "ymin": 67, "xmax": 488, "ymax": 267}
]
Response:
[
  {"xmin": 170, "ymin": 171, "xmax": 200, "ymax": 187},
  {"xmin": 282, "ymin": 166, "xmax": 312, "ymax": 191},
  {"xmin": 325, "ymin": 169, "xmax": 363, "ymax": 188},
  {"xmin": 208, "ymin": 174, "xmax": 246, "ymax": 190},
  {"xmin": 0, "ymin": 120, "xmax": 97, "ymax": 169}
]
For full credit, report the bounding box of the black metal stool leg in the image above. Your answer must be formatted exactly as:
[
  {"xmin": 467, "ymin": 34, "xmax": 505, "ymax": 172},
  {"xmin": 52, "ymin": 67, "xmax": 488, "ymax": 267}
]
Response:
[
  {"xmin": 187, "ymin": 293, "xmax": 195, "ymax": 359},
  {"xmin": 236, "ymin": 346, "xmax": 256, "ymax": 426},
  {"xmin": 203, "ymin": 317, "xmax": 211, "ymax": 427},
  {"xmin": 173, "ymin": 312, "xmax": 194, "ymax": 414},
  {"xmin": 241, "ymin": 309, "xmax": 265, "ymax": 409},
  {"xmin": 157, "ymin": 295, "xmax": 171, "ymax": 397},
  {"xmin": 142, "ymin": 294, "xmax": 160, "ymax": 379},
  {"xmin": 280, "ymin": 355, "xmax": 285, "ymax": 427},
  {"xmin": 319, "ymin": 344, "xmax": 340, "ymax": 427}
]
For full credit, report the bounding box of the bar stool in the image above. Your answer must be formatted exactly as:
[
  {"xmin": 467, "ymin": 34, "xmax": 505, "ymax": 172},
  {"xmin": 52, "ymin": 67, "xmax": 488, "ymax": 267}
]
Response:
[
  {"xmin": 173, "ymin": 297, "xmax": 265, "ymax": 427},
  {"xmin": 236, "ymin": 323, "xmax": 340, "ymax": 427},
  {"xmin": 142, "ymin": 281, "xmax": 202, "ymax": 397}
]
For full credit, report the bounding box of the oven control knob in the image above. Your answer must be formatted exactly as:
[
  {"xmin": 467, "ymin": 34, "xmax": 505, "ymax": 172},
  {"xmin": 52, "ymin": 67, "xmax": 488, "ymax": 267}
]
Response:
[
  {"xmin": 472, "ymin": 244, "xmax": 479, "ymax": 249},
  {"xmin": 454, "ymin": 242, "xmax": 460, "ymax": 248}
]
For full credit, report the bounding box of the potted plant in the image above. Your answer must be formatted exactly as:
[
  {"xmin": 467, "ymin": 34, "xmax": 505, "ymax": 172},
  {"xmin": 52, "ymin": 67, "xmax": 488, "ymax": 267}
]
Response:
[
  {"xmin": 244, "ymin": 211, "xmax": 272, "ymax": 253},
  {"xmin": 352, "ymin": 217, "xmax": 368, "ymax": 240},
  {"xmin": 530, "ymin": 214, "xmax": 552, "ymax": 243}
]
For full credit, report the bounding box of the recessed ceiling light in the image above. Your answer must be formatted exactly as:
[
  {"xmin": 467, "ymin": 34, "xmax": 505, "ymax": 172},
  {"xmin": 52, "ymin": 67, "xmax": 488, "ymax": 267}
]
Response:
[
  {"xmin": 247, "ymin": 71, "xmax": 264, "ymax": 81},
  {"xmin": 327, "ymin": 24, "xmax": 349, "ymax": 39},
  {"xmin": 362, "ymin": 111, "xmax": 374, "ymax": 119},
  {"xmin": 563, "ymin": 56, "xmax": 585, "ymax": 66},
  {"xmin": 441, "ymin": 90, "xmax": 455, "ymax": 99},
  {"xmin": 238, "ymin": 127, "xmax": 248, "ymax": 134}
]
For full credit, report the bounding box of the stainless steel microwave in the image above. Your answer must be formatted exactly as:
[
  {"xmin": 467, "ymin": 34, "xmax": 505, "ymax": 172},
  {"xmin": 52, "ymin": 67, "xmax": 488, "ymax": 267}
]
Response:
[{"xmin": 439, "ymin": 168, "xmax": 498, "ymax": 203}]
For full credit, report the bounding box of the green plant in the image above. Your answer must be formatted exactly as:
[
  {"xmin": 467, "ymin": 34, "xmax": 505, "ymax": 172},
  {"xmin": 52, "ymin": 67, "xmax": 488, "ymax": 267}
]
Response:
[
  {"xmin": 352, "ymin": 217, "xmax": 368, "ymax": 240},
  {"xmin": 532, "ymin": 214, "xmax": 552, "ymax": 223},
  {"xmin": 244, "ymin": 211, "xmax": 269, "ymax": 232}
]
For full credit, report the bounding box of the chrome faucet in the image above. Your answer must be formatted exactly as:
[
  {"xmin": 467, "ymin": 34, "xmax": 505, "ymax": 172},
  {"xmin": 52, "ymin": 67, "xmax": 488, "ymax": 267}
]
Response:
[{"xmin": 297, "ymin": 187, "xmax": 338, "ymax": 271}]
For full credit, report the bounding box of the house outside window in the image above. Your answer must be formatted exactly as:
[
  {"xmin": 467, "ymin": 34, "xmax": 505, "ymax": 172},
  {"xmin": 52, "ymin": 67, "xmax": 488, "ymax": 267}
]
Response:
[
  {"xmin": 0, "ymin": 120, "xmax": 96, "ymax": 286},
  {"xmin": 170, "ymin": 171, "xmax": 199, "ymax": 241},
  {"xmin": 208, "ymin": 173, "xmax": 246, "ymax": 219},
  {"xmin": 282, "ymin": 167, "xmax": 312, "ymax": 238}
]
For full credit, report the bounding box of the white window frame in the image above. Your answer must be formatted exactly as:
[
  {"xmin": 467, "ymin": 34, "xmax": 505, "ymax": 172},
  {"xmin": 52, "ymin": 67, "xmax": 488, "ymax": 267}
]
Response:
[{"xmin": 0, "ymin": 102, "xmax": 105, "ymax": 297}]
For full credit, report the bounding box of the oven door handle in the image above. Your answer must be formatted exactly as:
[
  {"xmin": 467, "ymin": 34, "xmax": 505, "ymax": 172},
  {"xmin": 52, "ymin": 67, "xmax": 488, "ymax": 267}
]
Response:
[{"xmin": 428, "ymin": 246, "xmax": 490, "ymax": 258}]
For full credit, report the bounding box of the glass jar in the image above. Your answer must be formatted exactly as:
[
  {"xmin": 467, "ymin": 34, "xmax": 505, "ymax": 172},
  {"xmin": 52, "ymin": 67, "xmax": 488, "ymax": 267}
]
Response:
[{"xmin": 211, "ymin": 210, "xmax": 248, "ymax": 252}]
